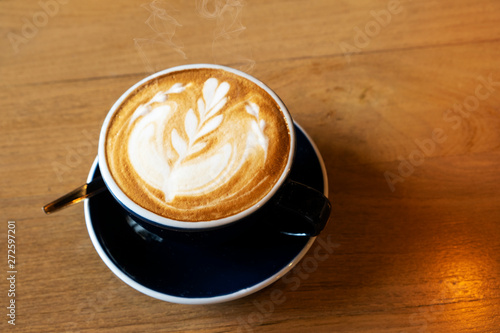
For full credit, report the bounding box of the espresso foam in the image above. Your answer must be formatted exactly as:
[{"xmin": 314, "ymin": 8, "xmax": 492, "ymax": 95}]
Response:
[{"xmin": 105, "ymin": 68, "xmax": 290, "ymax": 222}]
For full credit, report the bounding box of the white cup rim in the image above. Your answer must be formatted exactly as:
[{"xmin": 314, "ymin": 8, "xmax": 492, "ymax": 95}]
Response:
[{"xmin": 98, "ymin": 64, "xmax": 296, "ymax": 230}]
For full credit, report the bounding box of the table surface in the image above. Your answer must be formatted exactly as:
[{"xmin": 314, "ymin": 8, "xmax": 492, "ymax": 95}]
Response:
[{"xmin": 2, "ymin": 0, "xmax": 500, "ymax": 332}]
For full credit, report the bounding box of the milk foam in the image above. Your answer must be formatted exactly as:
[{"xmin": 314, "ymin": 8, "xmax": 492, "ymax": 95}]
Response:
[
  {"xmin": 105, "ymin": 68, "xmax": 290, "ymax": 221},
  {"xmin": 127, "ymin": 77, "xmax": 269, "ymax": 202}
]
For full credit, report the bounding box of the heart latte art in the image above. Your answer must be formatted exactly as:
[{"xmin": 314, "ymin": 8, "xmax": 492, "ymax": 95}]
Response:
[{"xmin": 105, "ymin": 68, "xmax": 291, "ymax": 221}]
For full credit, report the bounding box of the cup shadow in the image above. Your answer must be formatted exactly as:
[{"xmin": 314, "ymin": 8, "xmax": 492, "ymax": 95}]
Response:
[{"xmin": 219, "ymin": 129, "xmax": 417, "ymax": 316}]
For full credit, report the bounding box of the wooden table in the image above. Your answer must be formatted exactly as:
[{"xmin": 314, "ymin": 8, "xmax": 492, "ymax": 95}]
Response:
[{"xmin": 2, "ymin": 0, "xmax": 500, "ymax": 331}]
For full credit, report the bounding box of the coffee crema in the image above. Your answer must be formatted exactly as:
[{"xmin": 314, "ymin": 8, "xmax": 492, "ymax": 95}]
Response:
[{"xmin": 105, "ymin": 68, "xmax": 291, "ymax": 222}]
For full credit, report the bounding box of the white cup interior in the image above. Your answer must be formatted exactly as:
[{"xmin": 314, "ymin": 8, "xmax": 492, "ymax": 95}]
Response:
[{"xmin": 98, "ymin": 64, "xmax": 296, "ymax": 229}]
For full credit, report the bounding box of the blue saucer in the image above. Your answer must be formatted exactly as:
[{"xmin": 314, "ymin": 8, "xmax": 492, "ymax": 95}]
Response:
[{"xmin": 85, "ymin": 123, "xmax": 328, "ymax": 304}]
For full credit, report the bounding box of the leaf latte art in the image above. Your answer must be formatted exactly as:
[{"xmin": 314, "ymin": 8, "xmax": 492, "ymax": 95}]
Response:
[
  {"xmin": 105, "ymin": 68, "xmax": 291, "ymax": 222},
  {"xmin": 128, "ymin": 78, "xmax": 268, "ymax": 202}
]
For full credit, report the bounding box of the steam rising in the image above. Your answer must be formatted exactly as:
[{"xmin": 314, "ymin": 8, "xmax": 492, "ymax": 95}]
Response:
[{"xmin": 196, "ymin": 0, "xmax": 255, "ymax": 72}]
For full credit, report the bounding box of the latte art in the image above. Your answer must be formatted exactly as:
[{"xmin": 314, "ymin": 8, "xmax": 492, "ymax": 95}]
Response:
[
  {"xmin": 105, "ymin": 68, "xmax": 291, "ymax": 221},
  {"xmin": 128, "ymin": 78, "xmax": 269, "ymax": 201}
]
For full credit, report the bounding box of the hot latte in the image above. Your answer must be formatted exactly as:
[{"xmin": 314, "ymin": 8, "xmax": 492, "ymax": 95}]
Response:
[{"xmin": 105, "ymin": 68, "xmax": 291, "ymax": 222}]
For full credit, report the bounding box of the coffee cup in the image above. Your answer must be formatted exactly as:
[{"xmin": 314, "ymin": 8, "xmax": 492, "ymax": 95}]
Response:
[{"xmin": 98, "ymin": 64, "xmax": 331, "ymax": 237}]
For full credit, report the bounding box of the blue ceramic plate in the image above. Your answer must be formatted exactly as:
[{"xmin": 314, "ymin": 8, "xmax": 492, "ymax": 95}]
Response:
[{"xmin": 84, "ymin": 123, "xmax": 328, "ymax": 304}]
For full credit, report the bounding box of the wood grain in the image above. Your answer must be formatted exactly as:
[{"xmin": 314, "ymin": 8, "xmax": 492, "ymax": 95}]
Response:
[{"xmin": 1, "ymin": 0, "xmax": 500, "ymax": 332}]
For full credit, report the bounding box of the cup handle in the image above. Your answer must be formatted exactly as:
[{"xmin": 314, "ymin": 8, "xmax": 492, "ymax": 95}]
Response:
[{"xmin": 270, "ymin": 180, "xmax": 331, "ymax": 237}]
